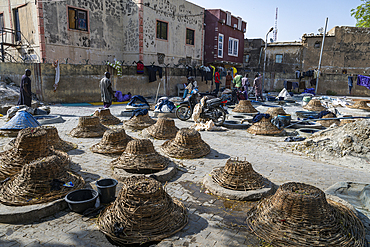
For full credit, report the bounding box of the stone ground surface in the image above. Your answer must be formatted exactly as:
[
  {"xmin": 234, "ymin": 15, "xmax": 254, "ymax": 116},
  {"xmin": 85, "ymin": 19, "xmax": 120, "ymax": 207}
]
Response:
[{"xmin": 0, "ymin": 102, "xmax": 370, "ymax": 246}]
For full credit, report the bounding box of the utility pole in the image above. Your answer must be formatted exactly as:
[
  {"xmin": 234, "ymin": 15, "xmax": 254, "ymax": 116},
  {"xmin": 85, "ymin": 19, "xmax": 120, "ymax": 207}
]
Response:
[
  {"xmin": 274, "ymin": 8, "xmax": 278, "ymax": 42},
  {"xmin": 315, "ymin": 17, "xmax": 328, "ymax": 95},
  {"xmin": 262, "ymin": 27, "xmax": 274, "ymax": 98}
]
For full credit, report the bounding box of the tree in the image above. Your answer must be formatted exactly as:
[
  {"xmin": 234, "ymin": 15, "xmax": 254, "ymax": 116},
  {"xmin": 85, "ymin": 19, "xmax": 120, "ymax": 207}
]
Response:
[{"xmin": 351, "ymin": 0, "xmax": 370, "ymax": 27}]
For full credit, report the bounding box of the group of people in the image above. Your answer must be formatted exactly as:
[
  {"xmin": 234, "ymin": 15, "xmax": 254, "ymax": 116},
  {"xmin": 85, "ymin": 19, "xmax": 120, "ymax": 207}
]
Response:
[{"xmin": 225, "ymin": 71, "xmax": 264, "ymax": 101}]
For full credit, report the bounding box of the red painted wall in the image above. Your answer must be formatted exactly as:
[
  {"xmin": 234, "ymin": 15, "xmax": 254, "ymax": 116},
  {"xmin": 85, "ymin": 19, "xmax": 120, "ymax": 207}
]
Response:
[{"xmin": 204, "ymin": 9, "xmax": 246, "ymax": 65}]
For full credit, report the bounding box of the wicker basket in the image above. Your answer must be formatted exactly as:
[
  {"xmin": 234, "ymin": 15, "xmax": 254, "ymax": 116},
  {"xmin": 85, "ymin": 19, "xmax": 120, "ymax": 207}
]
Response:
[
  {"xmin": 161, "ymin": 128, "xmax": 210, "ymax": 159},
  {"xmin": 123, "ymin": 113, "xmax": 156, "ymax": 130},
  {"xmin": 303, "ymin": 99, "xmax": 326, "ymax": 111},
  {"xmin": 97, "ymin": 176, "xmax": 188, "ymax": 245},
  {"xmin": 320, "ymin": 113, "xmax": 340, "ymax": 127},
  {"xmin": 211, "ymin": 158, "xmax": 272, "ymax": 191},
  {"xmin": 112, "ymin": 139, "xmax": 170, "ymax": 174},
  {"xmin": 0, "ymin": 127, "xmax": 70, "ymax": 181},
  {"xmin": 348, "ymin": 101, "xmax": 370, "ymax": 111},
  {"xmin": 91, "ymin": 128, "xmax": 133, "ymax": 154},
  {"xmin": 265, "ymin": 107, "xmax": 287, "ymax": 118},
  {"xmin": 232, "ymin": 100, "xmax": 258, "ymax": 113},
  {"xmin": 144, "ymin": 117, "xmax": 178, "ymax": 140},
  {"xmin": 247, "ymin": 117, "xmax": 283, "ymax": 135},
  {"xmin": 93, "ymin": 108, "xmax": 121, "ymax": 125},
  {"xmin": 0, "ymin": 155, "xmax": 85, "ymax": 206},
  {"xmin": 70, "ymin": 116, "xmax": 108, "ymax": 138},
  {"xmin": 247, "ymin": 182, "xmax": 366, "ymax": 247}
]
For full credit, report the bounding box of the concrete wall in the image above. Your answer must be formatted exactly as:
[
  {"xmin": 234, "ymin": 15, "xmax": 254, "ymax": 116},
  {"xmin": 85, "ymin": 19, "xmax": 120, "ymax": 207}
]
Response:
[
  {"xmin": 42, "ymin": 0, "xmax": 130, "ymax": 65},
  {"xmin": 141, "ymin": 0, "xmax": 204, "ymax": 66},
  {"xmin": 0, "ymin": 62, "xmax": 210, "ymax": 103},
  {"xmin": 0, "ymin": 1, "xmax": 41, "ymax": 62}
]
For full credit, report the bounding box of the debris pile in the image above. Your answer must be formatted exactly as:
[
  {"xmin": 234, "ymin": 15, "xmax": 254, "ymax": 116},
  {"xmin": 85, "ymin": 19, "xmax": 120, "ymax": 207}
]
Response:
[
  {"xmin": 294, "ymin": 119, "xmax": 370, "ymax": 158},
  {"xmin": 0, "ymin": 80, "xmax": 19, "ymax": 105}
]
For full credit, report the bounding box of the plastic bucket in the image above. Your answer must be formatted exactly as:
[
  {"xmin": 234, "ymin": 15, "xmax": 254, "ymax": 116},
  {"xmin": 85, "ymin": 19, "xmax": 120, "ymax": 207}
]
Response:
[
  {"xmin": 277, "ymin": 114, "xmax": 291, "ymax": 127},
  {"xmin": 65, "ymin": 189, "xmax": 98, "ymax": 214},
  {"xmin": 302, "ymin": 96, "xmax": 312, "ymax": 106},
  {"xmin": 95, "ymin": 178, "xmax": 118, "ymax": 204}
]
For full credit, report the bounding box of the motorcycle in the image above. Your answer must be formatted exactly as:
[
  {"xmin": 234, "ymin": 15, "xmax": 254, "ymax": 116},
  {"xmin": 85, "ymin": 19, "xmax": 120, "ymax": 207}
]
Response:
[{"xmin": 175, "ymin": 92, "xmax": 227, "ymax": 126}]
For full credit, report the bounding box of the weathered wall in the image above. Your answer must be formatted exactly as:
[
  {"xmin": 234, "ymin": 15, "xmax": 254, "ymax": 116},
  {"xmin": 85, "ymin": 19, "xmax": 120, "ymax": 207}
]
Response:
[
  {"xmin": 265, "ymin": 43, "xmax": 303, "ymax": 73},
  {"xmin": 0, "ymin": 62, "xmax": 210, "ymax": 103},
  {"xmin": 0, "ymin": 1, "xmax": 41, "ymax": 62},
  {"xmin": 42, "ymin": 0, "xmax": 131, "ymax": 65},
  {"xmin": 141, "ymin": 0, "xmax": 204, "ymax": 66},
  {"xmin": 243, "ymin": 38, "xmax": 264, "ymax": 73},
  {"xmin": 303, "ymin": 26, "xmax": 370, "ymax": 74}
]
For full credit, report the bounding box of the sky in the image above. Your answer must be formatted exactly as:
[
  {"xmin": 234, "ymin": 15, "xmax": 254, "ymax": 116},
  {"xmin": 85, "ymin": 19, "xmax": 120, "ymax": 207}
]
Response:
[{"xmin": 187, "ymin": 0, "xmax": 363, "ymax": 42}]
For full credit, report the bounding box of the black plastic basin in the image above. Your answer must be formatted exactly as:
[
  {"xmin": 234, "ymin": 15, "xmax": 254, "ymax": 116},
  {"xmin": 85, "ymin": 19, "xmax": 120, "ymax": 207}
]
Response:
[
  {"xmin": 95, "ymin": 178, "xmax": 118, "ymax": 204},
  {"xmin": 65, "ymin": 189, "xmax": 98, "ymax": 214}
]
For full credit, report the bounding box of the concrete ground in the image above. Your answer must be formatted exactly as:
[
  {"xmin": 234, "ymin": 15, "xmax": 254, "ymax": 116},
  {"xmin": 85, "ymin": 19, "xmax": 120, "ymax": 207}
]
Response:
[{"xmin": 0, "ymin": 102, "xmax": 370, "ymax": 247}]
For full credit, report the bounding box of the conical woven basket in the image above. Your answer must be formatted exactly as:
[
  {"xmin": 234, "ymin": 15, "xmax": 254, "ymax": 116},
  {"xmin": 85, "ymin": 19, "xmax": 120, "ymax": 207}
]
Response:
[
  {"xmin": 123, "ymin": 114, "xmax": 156, "ymax": 130},
  {"xmin": 91, "ymin": 128, "xmax": 133, "ymax": 154},
  {"xmin": 247, "ymin": 182, "xmax": 366, "ymax": 247},
  {"xmin": 144, "ymin": 117, "xmax": 178, "ymax": 140},
  {"xmin": 247, "ymin": 117, "xmax": 283, "ymax": 135},
  {"xmin": 265, "ymin": 107, "xmax": 287, "ymax": 118},
  {"xmin": 97, "ymin": 176, "xmax": 188, "ymax": 245},
  {"xmin": 0, "ymin": 127, "xmax": 70, "ymax": 181},
  {"xmin": 339, "ymin": 119, "xmax": 356, "ymax": 126},
  {"xmin": 348, "ymin": 101, "xmax": 370, "ymax": 111},
  {"xmin": 70, "ymin": 116, "xmax": 108, "ymax": 138},
  {"xmin": 161, "ymin": 128, "xmax": 210, "ymax": 159},
  {"xmin": 111, "ymin": 139, "xmax": 170, "ymax": 174},
  {"xmin": 303, "ymin": 99, "xmax": 326, "ymax": 111},
  {"xmin": 93, "ymin": 108, "xmax": 121, "ymax": 125},
  {"xmin": 0, "ymin": 155, "xmax": 85, "ymax": 206},
  {"xmin": 4, "ymin": 126, "xmax": 77, "ymax": 152},
  {"xmin": 211, "ymin": 158, "xmax": 272, "ymax": 191},
  {"xmin": 320, "ymin": 113, "xmax": 340, "ymax": 127},
  {"xmin": 232, "ymin": 100, "xmax": 258, "ymax": 113}
]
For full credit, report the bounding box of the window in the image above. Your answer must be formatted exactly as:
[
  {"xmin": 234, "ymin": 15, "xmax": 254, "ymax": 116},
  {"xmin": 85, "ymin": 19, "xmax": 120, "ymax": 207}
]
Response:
[
  {"xmin": 237, "ymin": 17, "xmax": 242, "ymax": 30},
  {"xmin": 156, "ymin": 20, "xmax": 168, "ymax": 40},
  {"xmin": 68, "ymin": 7, "xmax": 88, "ymax": 31},
  {"xmin": 218, "ymin": 34, "xmax": 224, "ymax": 58},
  {"xmin": 13, "ymin": 8, "xmax": 21, "ymax": 41},
  {"xmin": 226, "ymin": 11, "xmax": 231, "ymax": 26},
  {"xmin": 314, "ymin": 41, "xmax": 320, "ymax": 48},
  {"xmin": 245, "ymin": 54, "xmax": 250, "ymax": 63},
  {"xmin": 275, "ymin": 54, "xmax": 283, "ymax": 63},
  {"xmin": 186, "ymin": 28, "xmax": 194, "ymax": 45},
  {"xmin": 228, "ymin": 37, "xmax": 239, "ymax": 56},
  {"xmin": 0, "ymin": 13, "xmax": 4, "ymax": 32}
]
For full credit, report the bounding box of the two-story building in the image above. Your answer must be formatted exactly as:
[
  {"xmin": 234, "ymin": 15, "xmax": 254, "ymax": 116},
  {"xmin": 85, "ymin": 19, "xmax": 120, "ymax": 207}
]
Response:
[
  {"xmin": 204, "ymin": 9, "xmax": 246, "ymax": 70},
  {"xmin": 0, "ymin": 0, "xmax": 204, "ymax": 66}
]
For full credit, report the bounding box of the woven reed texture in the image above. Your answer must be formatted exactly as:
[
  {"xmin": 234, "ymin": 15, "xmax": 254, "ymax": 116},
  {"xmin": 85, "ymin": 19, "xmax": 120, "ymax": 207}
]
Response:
[
  {"xmin": 97, "ymin": 176, "xmax": 188, "ymax": 245},
  {"xmin": 144, "ymin": 118, "xmax": 179, "ymax": 140},
  {"xmin": 211, "ymin": 158, "xmax": 271, "ymax": 191},
  {"xmin": 320, "ymin": 113, "xmax": 340, "ymax": 127},
  {"xmin": 247, "ymin": 117, "xmax": 283, "ymax": 135},
  {"xmin": 247, "ymin": 182, "xmax": 366, "ymax": 247},
  {"xmin": 232, "ymin": 100, "xmax": 258, "ymax": 113},
  {"xmin": 112, "ymin": 139, "xmax": 170, "ymax": 174},
  {"xmin": 5, "ymin": 126, "xmax": 77, "ymax": 152},
  {"xmin": 91, "ymin": 128, "xmax": 133, "ymax": 154},
  {"xmin": 348, "ymin": 101, "xmax": 370, "ymax": 110},
  {"xmin": 265, "ymin": 107, "xmax": 287, "ymax": 118},
  {"xmin": 0, "ymin": 128, "xmax": 70, "ymax": 181},
  {"xmin": 93, "ymin": 108, "xmax": 121, "ymax": 125},
  {"xmin": 123, "ymin": 114, "xmax": 156, "ymax": 130},
  {"xmin": 70, "ymin": 116, "xmax": 108, "ymax": 138},
  {"xmin": 303, "ymin": 99, "xmax": 326, "ymax": 111},
  {"xmin": 161, "ymin": 128, "xmax": 210, "ymax": 159},
  {"xmin": 0, "ymin": 155, "xmax": 84, "ymax": 206},
  {"xmin": 339, "ymin": 119, "xmax": 356, "ymax": 126}
]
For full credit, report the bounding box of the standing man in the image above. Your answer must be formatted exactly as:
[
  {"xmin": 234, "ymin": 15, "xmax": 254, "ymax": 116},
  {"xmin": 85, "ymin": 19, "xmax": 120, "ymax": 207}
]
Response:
[
  {"xmin": 241, "ymin": 74, "xmax": 250, "ymax": 99},
  {"xmin": 348, "ymin": 74, "xmax": 354, "ymax": 95},
  {"xmin": 214, "ymin": 68, "xmax": 220, "ymax": 95},
  {"xmin": 18, "ymin": 69, "xmax": 32, "ymax": 107},
  {"xmin": 253, "ymin": 73, "xmax": 263, "ymax": 101},
  {"xmin": 100, "ymin": 72, "xmax": 114, "ymax": 108},
  {"xmin": 225, "ymin": 71, "xmax": 232, "ymax": 89},
  {"xmin": 233, "ymin": 73, "xmax": 243, "ymax": 91}
]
